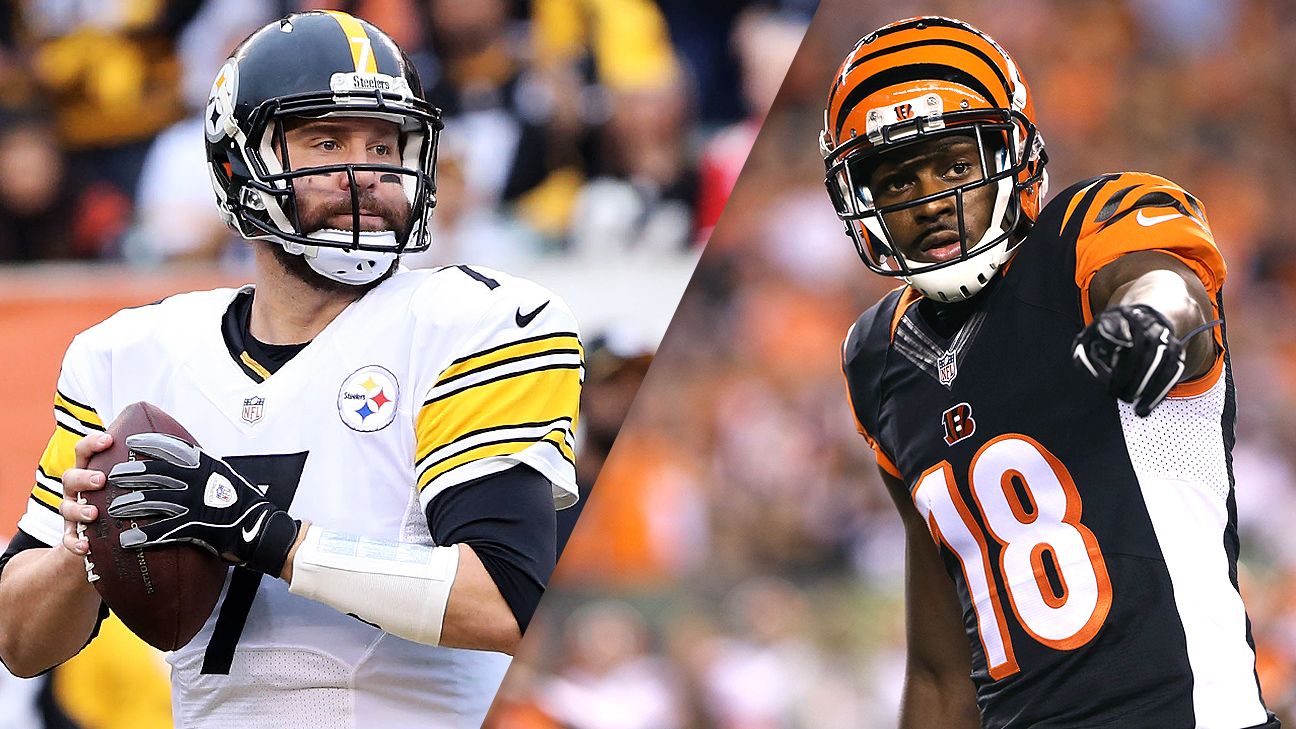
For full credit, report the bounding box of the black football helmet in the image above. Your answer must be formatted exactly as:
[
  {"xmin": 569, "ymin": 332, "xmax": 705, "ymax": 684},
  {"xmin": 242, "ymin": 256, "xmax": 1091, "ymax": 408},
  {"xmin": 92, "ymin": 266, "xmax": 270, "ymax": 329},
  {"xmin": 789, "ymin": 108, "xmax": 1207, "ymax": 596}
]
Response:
[{"xmin": 205, "ymin": 11, "xmax": 443, "ymax": 284}]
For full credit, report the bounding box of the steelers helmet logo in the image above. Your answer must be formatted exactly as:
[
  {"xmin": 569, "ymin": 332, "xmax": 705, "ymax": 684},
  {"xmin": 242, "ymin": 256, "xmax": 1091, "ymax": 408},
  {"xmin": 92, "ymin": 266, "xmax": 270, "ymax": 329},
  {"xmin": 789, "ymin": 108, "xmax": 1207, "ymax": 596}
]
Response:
[
  {"xmin": 205, "ymin": 59, "xmax": 239, "ymax": 143},
  {"xmin": 338, "ymin": 366, "xmax": 399, "ymax": 432}
]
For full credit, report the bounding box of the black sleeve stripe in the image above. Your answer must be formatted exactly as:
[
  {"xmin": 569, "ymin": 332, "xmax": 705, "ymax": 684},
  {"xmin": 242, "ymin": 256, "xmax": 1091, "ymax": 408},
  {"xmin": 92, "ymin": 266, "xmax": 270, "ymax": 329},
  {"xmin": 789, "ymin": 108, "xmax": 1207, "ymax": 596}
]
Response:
[
  {"xmin": 423, "ymin": 363, "xmax": 583, "ymax": 407},
  {"xmin": 415, "ymin": 418, "xmax": 573, "ymax": 465},
  {"xmin": 53, "ymin": 404, "xmax": 105, "ymax": 433},
  {"xmin": 35, "ymin": 466, "xmax": 63, "ymax": 484},
  {"xmin": 452, "ymin": 265, "xmax": 501, "ymax": 289},
  {"xmin": 1184, "ymin": 192, "xmax": 1206, "ymax": 220},
  {"xmin": 55, "ymin": 421, "xmax": 91, "ymax": 439},
  {"xmin": 27, "ymin": 494, "xmax": 59, "ymax": 515},
  {"xmin": 444, "ymin": 331, "xmax": 581, "ymax": 368},
  {"xmin": 1093, "ymin": 184, "xmax": 1139, "ymax": 223},
  {"xmin": 534, "ymin": 437, "xmax": 576, "ymax": 467},
  {"xmin": 1060, "ymin": 175, "xmax": 1118, "ymax": 248},
  {"xmin": 436, "ymin": 347, "xmax": 582, "ymax": 388},
  {"xmin": 1095, "ymin": 190, "xmax": 1200, "ymax": 232},
  {"xmin": 417, "ymin": 432, "xmax": 575, "ymax": 480},
  {"xmin": 54, "ymin": 390, "xmax": 96, "ymax": 414}
]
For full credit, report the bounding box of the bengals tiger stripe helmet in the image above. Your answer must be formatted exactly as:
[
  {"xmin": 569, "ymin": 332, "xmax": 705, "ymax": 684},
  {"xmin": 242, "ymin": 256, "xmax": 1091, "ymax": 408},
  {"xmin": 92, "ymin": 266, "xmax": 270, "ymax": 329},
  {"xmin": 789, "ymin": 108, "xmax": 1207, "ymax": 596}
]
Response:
[{"xmin": 821, "ymin": 17, "xmax": 1048, "ymax": 302}]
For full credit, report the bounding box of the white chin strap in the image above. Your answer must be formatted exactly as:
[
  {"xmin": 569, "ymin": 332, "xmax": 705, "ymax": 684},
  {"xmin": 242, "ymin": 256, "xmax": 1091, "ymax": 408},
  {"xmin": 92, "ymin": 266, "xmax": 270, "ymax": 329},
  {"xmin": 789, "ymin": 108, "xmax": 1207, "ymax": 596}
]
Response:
[
  {"xmin": 902, "ymin": 174, "xmax": 1016, "ymax": 303},
  {"xmin": 281, "ymin": 229, "xmax": 399, "ymax": 285}
]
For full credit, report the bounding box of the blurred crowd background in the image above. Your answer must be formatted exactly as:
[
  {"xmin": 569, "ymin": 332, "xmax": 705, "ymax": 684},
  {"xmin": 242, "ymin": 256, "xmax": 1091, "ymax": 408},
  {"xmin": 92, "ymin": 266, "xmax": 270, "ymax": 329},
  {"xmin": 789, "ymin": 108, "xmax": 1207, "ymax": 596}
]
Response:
[
  {"xmin": 500, "ymin": 0, "xmax": 1296, "ymax": 728},
  {"xmin": 0, "ymin": 0, "xmax": 816, "ymax": 269},
  {"xmin": 8, "ymin": 0, "xmax": 1296, "ymax": 728},
  {"xmin": 0, "ymin": 0, "xmax": 804, "ymax": 727}
]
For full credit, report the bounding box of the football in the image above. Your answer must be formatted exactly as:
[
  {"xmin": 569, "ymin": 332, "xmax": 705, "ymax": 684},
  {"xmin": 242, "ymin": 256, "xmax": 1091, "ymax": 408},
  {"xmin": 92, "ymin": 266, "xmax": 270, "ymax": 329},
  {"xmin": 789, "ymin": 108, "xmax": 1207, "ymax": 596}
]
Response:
[{"xmin": 80, "ymin": 402, "xmax": 228, "ymax": 651}]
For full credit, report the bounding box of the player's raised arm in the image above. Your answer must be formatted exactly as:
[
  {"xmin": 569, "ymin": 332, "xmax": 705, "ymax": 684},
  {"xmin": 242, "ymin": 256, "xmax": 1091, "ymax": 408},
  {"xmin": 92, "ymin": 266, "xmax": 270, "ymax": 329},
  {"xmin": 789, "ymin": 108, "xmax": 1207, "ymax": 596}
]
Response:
[
  {"xmin": 878, "ymin": 468, "xmax": 981, "ymax": 729},
  {"xmin": 0, "ymin": 433, "xmax": 112, "ymax": 676},
  {"xmin": 1088, "ymin": 251, "xmax": 1216, "ymax": 369},
  {"xmin": 1067, "ymin": 175, "xmax": 1226, "ymax": 416},
  {"xmin": 1073, "ymin": 250, "xmax": 1218, "ymax": 405}
]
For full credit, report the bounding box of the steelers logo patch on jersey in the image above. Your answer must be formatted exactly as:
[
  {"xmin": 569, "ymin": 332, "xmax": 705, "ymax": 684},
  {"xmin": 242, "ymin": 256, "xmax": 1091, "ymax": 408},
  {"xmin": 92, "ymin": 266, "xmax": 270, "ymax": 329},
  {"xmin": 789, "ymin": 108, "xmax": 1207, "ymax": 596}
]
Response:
[{"xmin": 338, "ymin": 366, "xmax": 399, "ymax": 432}]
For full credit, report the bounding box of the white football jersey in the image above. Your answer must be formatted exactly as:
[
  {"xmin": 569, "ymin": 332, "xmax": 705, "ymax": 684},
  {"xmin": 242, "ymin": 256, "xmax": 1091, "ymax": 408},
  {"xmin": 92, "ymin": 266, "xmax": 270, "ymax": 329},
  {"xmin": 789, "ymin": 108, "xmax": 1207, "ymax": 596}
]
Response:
[{"xmin": 18, "ymin": 266, "xmax": 582, "ymax": 729}]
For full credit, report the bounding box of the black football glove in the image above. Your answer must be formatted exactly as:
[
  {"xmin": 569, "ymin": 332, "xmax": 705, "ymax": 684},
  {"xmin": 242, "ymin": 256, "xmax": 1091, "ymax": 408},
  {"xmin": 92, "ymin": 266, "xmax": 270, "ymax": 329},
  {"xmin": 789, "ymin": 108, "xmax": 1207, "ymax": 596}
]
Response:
[
  {"xmin": 1071, "ymin": 304, "xmax": 1192, "ymax": 417},
  {"xmin": 105, "ymin": 433, "xmax": 299, "ymax": 577}
]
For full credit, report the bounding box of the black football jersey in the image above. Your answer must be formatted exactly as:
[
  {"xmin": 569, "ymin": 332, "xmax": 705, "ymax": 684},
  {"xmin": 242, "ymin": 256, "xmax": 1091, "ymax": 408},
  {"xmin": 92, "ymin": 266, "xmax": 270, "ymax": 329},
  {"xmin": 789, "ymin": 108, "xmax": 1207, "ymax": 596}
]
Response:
[{"xmin": 843, "ymin": 172, "xmax": 1278, "ymax": 729}]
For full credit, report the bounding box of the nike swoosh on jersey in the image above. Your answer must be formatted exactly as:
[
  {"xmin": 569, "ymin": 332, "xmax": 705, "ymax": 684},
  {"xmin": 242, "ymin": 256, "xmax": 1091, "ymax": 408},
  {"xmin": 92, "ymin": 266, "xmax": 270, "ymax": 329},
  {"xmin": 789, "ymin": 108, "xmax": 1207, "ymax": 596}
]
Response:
[
  {"xmin": 242, "ymin": 511, "xmax": 267, "ymax": 542},
  {"xmin": 1136, "ymin": 210, "xmax": 1182, "ymax": 226},
  {"xmin": 515, "ymin": 301, "xmax": 550, "ymax": 327}
]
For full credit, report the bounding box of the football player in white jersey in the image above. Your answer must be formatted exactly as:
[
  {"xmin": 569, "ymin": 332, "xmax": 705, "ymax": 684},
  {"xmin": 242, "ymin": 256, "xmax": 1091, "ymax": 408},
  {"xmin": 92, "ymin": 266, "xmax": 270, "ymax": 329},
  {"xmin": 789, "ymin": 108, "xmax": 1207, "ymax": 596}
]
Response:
[{"xmin": 0, "ymin": 12, "xmax": 582, "ymax": 728}]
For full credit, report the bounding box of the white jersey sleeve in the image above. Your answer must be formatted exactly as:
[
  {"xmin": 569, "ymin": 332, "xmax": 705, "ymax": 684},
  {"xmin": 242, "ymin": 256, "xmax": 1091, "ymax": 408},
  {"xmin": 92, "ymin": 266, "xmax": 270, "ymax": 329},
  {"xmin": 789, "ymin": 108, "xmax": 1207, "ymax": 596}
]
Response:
[
  {"xmin": 18, "ymin": 334, "xmax": 110, "ymax": 547},
  {"xmin": 411, "ymin": 269, "xmax": 583, "ymax": 512}
]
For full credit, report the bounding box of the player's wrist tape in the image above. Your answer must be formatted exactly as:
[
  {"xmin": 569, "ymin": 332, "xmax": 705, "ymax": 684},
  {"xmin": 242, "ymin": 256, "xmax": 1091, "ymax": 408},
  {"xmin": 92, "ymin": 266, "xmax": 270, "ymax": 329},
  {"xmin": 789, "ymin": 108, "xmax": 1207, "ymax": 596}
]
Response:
[{"xmin": 287, "ymin": 525, "xmax": 459, "ymax": 646}]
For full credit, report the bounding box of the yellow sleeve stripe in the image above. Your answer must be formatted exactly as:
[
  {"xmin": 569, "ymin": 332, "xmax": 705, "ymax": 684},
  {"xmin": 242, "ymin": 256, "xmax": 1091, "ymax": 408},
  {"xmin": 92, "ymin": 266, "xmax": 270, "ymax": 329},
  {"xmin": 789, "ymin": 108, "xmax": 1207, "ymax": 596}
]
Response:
[
  {"xmin": 416, "ymin": 430, "xmax": 571, "ymax": 492},
  {"xmin": 416, "ymin": 418, "xmax": 573, "ymax": 468},
  {"xmin": 553, "ymin": 427, "xmax": 576, "ymax": 465},
  {"xmin": 39, "ymin": 424, "xmax": 84, "ymax": 480},
  {"xmin": 416, "ymin": 365, "xmax": 581, "ymax": 459},
  {"xmin": 414, "ymin": 419, "xmax": 576, "ymax": 485},
  {"xmin": 29, "ymin": 483, "xmax": 60, "ymax": 512},
  {"xmin": 55, "ymin": 391, "xmax": 104, "ymax": 430},
  {"xmin": 31, "ymin": 465, "xmax": 63, "ymax": 513},
  {"xmin": 324, "ymin": 10, "xmax": 378, "ymax": 73},
  {"xmin": 436, "ymin": 333, "xmax": 581, "ymax": 386}
]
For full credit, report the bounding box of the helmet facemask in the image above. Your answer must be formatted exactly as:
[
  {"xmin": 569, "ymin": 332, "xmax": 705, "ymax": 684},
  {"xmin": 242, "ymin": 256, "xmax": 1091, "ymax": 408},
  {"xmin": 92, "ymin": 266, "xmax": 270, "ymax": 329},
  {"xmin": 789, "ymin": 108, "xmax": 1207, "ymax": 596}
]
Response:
[
  {"xmin": 226, "ymin": 88, "xmax": 443, "ymax": 285},
  {"xmin": 824, "ymin": 108, "xmax": 1046, "ymax": 302}
]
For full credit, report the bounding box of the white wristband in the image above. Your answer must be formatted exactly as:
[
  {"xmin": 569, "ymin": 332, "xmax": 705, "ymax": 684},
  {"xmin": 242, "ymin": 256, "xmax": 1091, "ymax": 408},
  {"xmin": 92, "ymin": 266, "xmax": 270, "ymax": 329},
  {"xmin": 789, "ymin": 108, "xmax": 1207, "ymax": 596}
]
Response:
[{"xmin": 287, "ymin": 525, "xmax": 459, "ymax": 646}]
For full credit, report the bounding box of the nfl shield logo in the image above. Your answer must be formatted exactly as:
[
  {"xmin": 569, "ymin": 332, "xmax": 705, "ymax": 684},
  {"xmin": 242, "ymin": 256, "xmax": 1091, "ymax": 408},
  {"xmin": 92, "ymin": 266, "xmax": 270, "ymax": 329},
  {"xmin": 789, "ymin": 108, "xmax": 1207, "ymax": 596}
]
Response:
[
  {"xmin": 937, "ymin": 350, "xmax": 958, "ymax": 387},
  {"xmin": 241, "ymin": 396, "xmax": 265, "ymax": 424}
]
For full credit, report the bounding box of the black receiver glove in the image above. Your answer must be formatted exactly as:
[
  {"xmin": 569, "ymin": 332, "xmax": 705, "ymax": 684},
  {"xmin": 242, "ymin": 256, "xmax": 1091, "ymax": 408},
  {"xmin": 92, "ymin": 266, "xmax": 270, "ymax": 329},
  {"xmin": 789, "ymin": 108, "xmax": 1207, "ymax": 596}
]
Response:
[
  {"xmin": 105, "ymin": 433, "xmax": 299, "ymax": 577},
  {"xmin": 1071, "ymin": 304, "xmax": 1197, "ymax": 418}
]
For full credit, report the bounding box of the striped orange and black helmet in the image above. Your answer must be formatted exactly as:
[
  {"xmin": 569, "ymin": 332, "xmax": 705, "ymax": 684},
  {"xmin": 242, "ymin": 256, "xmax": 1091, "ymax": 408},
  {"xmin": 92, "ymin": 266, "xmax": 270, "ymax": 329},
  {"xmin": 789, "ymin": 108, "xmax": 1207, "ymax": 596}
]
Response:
[{"xmin": 820, "ymin": 17, "xmax": 1048, "ymax": 302}]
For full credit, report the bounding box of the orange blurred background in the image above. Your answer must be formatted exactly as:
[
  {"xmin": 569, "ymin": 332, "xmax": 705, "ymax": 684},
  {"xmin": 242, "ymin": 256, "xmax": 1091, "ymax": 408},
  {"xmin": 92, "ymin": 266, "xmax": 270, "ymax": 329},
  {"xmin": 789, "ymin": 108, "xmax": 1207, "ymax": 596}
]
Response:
[{"xmin": 0, "ymin": 268, "xmax": 241, "ymax": 530}]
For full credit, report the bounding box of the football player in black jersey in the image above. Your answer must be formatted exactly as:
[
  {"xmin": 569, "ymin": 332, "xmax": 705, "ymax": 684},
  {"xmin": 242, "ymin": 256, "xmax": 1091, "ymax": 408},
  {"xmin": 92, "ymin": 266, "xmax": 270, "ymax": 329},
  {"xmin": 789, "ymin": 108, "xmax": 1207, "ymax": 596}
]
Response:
[{"xmin": 825, "ymin": 16, "xmax": 1279, "ymax": 729}]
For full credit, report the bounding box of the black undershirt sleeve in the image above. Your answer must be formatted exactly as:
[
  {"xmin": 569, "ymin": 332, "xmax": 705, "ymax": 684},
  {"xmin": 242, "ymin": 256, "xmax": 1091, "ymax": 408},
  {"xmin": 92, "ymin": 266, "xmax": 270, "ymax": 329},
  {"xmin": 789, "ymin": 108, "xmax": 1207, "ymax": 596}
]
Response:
[
  {"xmin": 424, "ymin": 465, "xmax": 557, "ymax": 634},
  {"xmin": 0, "ymin": 530, "xmax": 110, "ymax": 672},
  {"xmin": 0, "ymin": 530, "xmax": 47, "ymax": 580}
]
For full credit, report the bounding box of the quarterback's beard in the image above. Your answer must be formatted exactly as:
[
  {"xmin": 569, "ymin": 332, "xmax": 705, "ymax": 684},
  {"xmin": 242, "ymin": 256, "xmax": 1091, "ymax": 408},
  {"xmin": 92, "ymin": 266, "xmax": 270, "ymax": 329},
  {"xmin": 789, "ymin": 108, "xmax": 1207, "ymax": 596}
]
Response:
[
  {"xmin": 272, "ymin": 191, "xmax": 412, "ymax": 294},
  {"xmin": 295, "ymin": 188, "xmax": 412, "ymax": 241}
]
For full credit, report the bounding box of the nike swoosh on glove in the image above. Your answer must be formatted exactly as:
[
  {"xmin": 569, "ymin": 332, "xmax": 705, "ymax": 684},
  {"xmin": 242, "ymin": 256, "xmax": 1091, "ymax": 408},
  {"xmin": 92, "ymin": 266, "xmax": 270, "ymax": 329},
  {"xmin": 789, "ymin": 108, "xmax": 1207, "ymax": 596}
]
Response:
[
  {"xmin": 1071, "ymin": 304, "xmax": 1187, "ymax": 418},
  {"xmin": 105, "ymin": 433, "xmax": 299, "ymax": 577}
]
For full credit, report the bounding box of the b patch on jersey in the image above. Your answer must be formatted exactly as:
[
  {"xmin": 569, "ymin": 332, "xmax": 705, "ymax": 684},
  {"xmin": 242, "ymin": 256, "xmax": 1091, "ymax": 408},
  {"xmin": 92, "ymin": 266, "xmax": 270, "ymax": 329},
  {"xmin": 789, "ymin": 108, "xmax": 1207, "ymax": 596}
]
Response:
[
  {"xmin": 942, "ymin": 402, "xmax": 976, "ymax": 445},
  {"xmin": 338, "ymin": 366, "xmax": 399, "ymax": 432}
]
